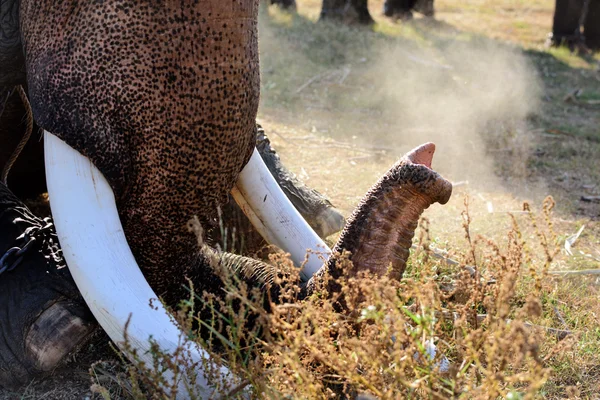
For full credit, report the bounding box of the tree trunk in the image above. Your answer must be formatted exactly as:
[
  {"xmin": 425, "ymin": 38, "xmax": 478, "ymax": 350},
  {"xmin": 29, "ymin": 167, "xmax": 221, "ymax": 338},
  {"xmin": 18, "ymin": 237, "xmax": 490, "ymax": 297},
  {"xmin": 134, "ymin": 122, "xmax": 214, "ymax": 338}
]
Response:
[{"xmin": 320, "ymin": 0, "xmax": 374, "ymax": 25}]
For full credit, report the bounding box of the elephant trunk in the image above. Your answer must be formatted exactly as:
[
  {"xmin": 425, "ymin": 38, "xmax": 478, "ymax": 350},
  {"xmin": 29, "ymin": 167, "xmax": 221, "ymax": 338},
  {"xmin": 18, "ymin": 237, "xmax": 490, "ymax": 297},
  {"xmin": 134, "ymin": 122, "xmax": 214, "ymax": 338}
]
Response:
[
  {"xmin": 230, "ymin": 142, "xmax": 452, "ymax": 299},
  {"xmin": 305, "ymin": 143, "xmax": 452, "ymax": 295}
]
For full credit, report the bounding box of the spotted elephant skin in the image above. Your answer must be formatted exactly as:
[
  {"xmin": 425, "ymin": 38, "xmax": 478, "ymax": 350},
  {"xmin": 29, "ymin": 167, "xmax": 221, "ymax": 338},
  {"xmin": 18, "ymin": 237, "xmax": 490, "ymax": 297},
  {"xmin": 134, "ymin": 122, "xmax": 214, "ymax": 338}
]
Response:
[{"xmin": 20, "ymin": 0, "xmax": 261, "ymax": 303}]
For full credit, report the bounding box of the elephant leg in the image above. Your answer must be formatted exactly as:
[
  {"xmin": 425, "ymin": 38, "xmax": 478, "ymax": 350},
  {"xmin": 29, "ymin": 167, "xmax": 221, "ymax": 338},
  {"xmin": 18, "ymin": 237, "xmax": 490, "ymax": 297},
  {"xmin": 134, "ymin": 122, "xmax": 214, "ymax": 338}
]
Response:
[
  {"xmin": 270, "ymin": 0, "xmax": 297, "ymax": 10},
  {"xmin": 320, "ymin": 0, "xmax": 375, "ymax": 25},
  {"xmin": 547, "ymin": 0, "xmax": 586, "ymax": 49},
  {"xmin": 0, "ymin": 183, "xmax": 95, "ymax": 389},
  {"xmin": 583, "ymin": 0, "xmax": 600, "ymax": 50},
  {"xmin": 413, "ymin": 0, "xmax": 435, "ymax": 17},
  {"xmin": 383, "ymin": 0, "xmax": 418, "ymax": 20}
]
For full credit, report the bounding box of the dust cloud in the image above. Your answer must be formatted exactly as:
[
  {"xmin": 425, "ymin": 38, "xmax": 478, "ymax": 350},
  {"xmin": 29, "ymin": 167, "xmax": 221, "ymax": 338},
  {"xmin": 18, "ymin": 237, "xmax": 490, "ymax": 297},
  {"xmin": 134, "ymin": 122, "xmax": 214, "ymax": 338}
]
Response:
[
  {"xmin": 367, "ymin": 38, "xmax": 542, "ymax": 189},
  {"xmin": 257, "ymin": 9, "xmax": 543, "ymax": 192}
]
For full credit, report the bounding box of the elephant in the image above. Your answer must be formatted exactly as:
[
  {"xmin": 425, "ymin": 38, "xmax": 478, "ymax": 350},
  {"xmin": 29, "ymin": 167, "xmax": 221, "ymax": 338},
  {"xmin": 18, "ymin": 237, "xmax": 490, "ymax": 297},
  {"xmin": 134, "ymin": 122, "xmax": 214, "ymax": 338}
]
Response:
[
  {"xmin": 383, "ymin": 0, "xmax": 434, "ymax": 20},
  {"xmin": 0, "ymin": 0, "xmax": 452, "ymax": 391},
  {"xmin": 269, "ymin": 0, "xmax": 434, "ymax": 25},
  {"xmin": 547, "ymin": 0, "xmax": 600, "ymax": 51},
  {"xmin": 320, "ymin": 0, "xmax": 375, "ymax": 24},
  {"xmin": 0, "ymin": 92, "xmax": 345, "ymax": 392}
]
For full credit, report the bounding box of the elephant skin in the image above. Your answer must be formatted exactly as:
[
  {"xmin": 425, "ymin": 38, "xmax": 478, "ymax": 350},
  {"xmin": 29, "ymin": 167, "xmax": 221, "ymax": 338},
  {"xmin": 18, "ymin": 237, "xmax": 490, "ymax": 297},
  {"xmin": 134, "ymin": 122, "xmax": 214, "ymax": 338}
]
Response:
[{"xmin": 19, "ymin": 0, "xmax": 262, "ymax": 305}]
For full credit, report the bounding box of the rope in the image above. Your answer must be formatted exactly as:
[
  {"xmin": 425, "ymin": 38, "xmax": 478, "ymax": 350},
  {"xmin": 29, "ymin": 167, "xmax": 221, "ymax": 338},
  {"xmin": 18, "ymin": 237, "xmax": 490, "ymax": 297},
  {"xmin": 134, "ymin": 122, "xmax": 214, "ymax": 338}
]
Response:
[{"xmin": 1, "ymin": 85, "xmax": 34, "ymax": 185}]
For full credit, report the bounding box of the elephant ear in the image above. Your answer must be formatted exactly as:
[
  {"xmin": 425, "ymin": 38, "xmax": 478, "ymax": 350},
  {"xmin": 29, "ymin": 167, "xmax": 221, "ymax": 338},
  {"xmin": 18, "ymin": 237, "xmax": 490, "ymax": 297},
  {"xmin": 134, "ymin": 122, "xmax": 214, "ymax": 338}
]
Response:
[{"xmin": 0, "ymin": 0, "xmax": 26, "ymax": 86}]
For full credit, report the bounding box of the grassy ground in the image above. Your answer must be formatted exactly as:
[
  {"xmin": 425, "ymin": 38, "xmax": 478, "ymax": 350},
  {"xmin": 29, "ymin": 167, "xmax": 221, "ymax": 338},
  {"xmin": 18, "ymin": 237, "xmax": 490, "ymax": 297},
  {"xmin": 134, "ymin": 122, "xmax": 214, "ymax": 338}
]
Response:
[{"xmin": 3, "ymin": 0, "xmax": 600, "ymax": 398}]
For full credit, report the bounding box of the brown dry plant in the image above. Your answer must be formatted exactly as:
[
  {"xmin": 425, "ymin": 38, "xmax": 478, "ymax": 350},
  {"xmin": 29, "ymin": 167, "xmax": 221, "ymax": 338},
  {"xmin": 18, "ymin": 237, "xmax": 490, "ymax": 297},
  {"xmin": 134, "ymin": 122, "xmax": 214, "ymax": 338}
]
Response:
[{"xmin": 92, "ymin": 197, "xmax": 584, "ymax": 399}]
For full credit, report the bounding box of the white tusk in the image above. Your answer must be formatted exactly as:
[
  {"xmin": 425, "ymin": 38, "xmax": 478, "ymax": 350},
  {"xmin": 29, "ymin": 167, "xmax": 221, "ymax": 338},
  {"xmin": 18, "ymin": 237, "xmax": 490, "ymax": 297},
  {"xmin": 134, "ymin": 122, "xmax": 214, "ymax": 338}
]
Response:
[
  {"xmin": 231, "ymin": 186, "xmax": 280, "ymax": 246},
  {"xmin": 44, "ymin": 131, "xmax": 237, "ymax": 398},
  {"xmin": 232, "ymin": 149, "xmax": 332, "ymax": 281}
]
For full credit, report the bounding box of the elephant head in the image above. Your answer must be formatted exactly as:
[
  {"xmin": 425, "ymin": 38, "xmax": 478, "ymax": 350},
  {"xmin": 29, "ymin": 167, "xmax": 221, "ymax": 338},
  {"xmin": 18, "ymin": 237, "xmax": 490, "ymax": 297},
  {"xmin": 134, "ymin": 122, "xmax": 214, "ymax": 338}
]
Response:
[
  {"xmin": 0, "ymin": 0, "xmax": 452, "ymax": 392},
  {"xmin": 19, "ymin": 0, "xmax": 262, "ymax": 305}
]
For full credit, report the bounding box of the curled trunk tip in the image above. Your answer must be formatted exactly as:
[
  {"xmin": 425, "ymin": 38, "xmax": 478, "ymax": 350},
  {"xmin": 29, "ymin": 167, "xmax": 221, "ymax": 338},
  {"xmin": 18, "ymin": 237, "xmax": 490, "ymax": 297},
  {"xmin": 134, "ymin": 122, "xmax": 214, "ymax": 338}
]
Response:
[
  {"xmin": 406, "ymin": 142, "xmax": 435, "ymax": 169},
  {"xmin": 307, "ymin": 142, "xmax": 453, "ymax": 294},
  {"xmin": 401, "ymin": 142, "xmax": 452, "ymax": 205}
]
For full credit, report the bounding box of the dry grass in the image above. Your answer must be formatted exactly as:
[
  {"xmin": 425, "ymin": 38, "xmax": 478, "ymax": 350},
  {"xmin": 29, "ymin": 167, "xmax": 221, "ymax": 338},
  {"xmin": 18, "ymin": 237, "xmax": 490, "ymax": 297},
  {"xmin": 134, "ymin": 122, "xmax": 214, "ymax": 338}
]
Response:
[{"xmin": 96, "ymin": 196, "xmax": 600, "ymax": 399}]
